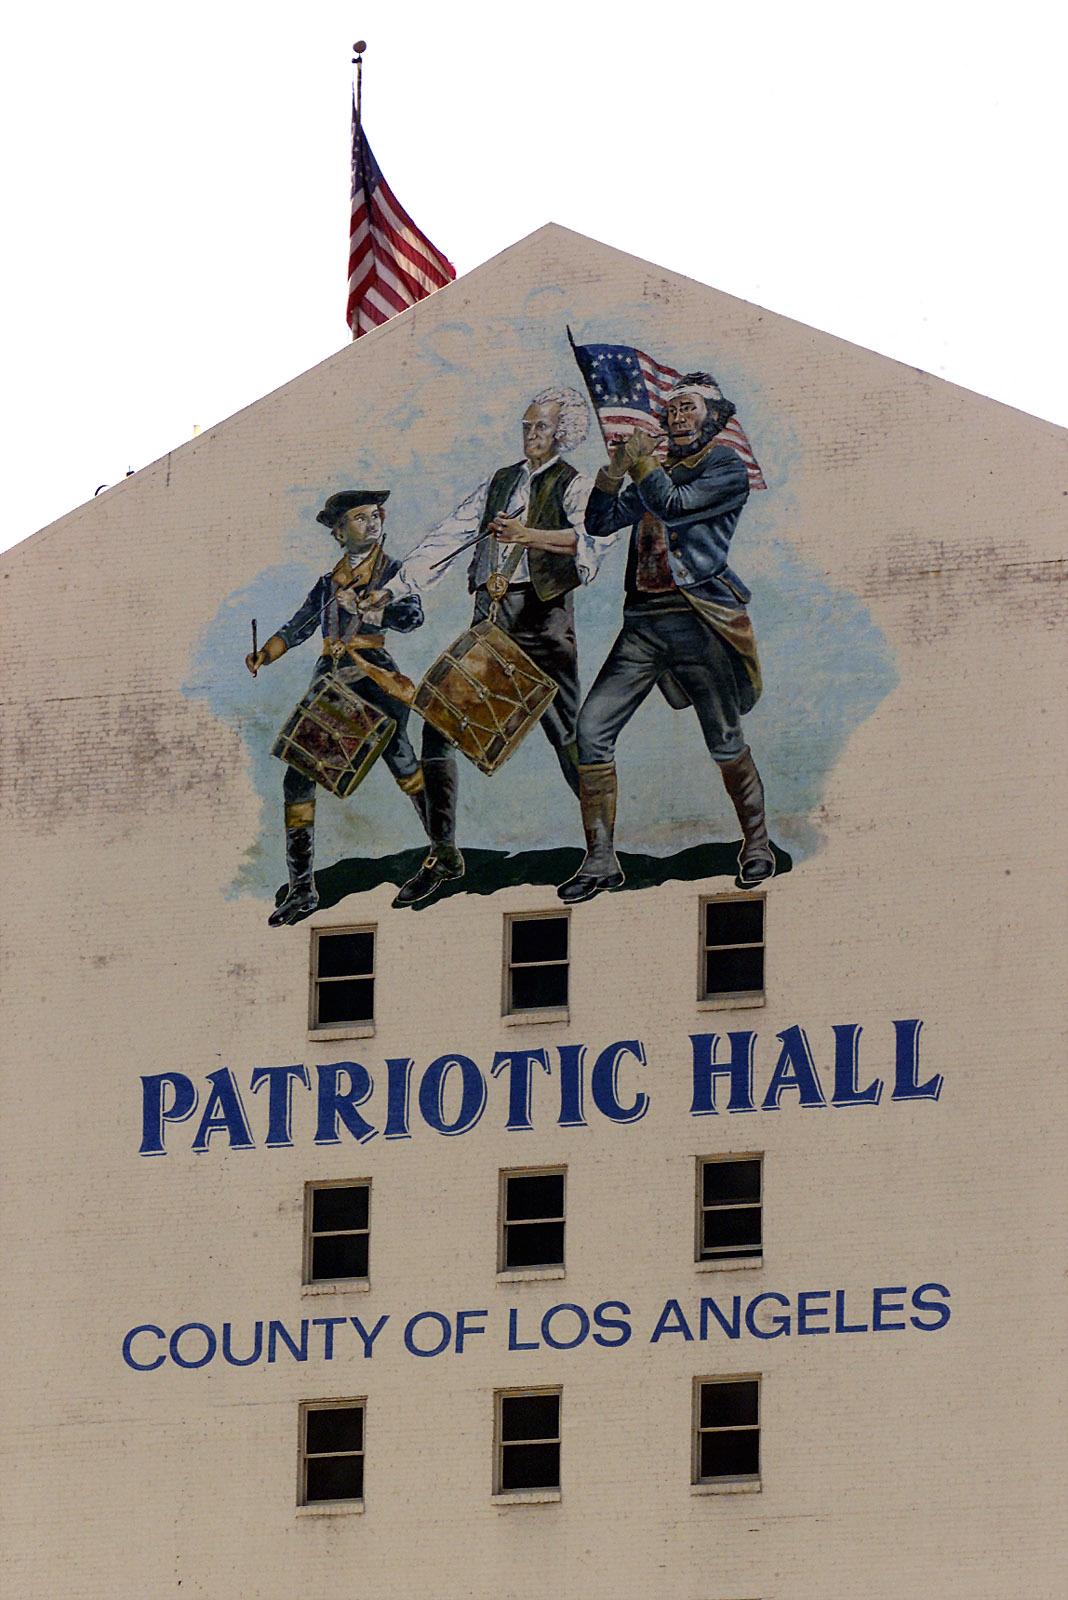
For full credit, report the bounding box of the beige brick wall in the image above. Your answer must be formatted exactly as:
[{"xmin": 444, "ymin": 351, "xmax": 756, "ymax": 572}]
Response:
[{"xmin": 1, "ymin": 226, "xmax": 1065, "ymax": 1597}]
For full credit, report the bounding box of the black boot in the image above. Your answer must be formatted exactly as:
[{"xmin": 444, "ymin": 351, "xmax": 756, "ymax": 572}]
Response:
[
  {"xmin": 392, "ymin": 755, "xmax": 465, "ymax": 907},
  {"xmin": 268, "ymin": 824, "xmax": 319, "ymax": 926},
  {"xmin": 557, "ymin": 762, "xmax": 626, "ymax": 904},
  {"xmin": 719, "ymin": 747, "xmax": 776, "ymax": 886},
  {"xmin": 398, "ymin": 769, "xmax": 430, "ymax": 836}
]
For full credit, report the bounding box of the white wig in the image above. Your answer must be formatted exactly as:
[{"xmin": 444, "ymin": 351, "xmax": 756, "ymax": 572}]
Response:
[{"xmin": 530, "ymin": 385, "xmax": 590, "ymax": 452}]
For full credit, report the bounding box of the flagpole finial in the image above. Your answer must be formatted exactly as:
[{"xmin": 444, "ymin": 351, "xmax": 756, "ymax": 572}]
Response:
[{"xmin": 352, "ymin": 40, "xmax": 367, "ymax": 129}]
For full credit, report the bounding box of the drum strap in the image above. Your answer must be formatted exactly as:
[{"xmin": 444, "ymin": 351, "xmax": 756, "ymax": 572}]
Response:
[
  {"xmin": 327, "ymin": 636, "xmax": 417, "ymax": 706},
  {"xmin": 486, "ymin": 534, "xmax": 529, "ymax": 620},
  {"xmin": 497, "ymin": 540, "xmax": 527, "ymax": 584}
]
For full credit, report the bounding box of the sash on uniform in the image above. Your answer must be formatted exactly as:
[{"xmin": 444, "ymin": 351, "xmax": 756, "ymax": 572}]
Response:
[
  {"xmin": 634, "ymin": 512, "xmax": 676, "ymax": 593},
  {"xmin": 632, "ymin": 445, "xmax": 763, "ymax": 708},
  {"xmin": 683, "ymin": 591, "xmax": 763, "ymax": 705},
  {"xmin": 321, "ymin": 544, "xmax": 418, "ymax": 706}
]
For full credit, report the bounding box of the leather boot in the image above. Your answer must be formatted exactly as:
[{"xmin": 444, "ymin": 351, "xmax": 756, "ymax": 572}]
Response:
[
  {"xmin": 557, "ymin": 762, "xmax": 626, "ymax": 904},
  {"xmin": 392, "ymin": 755, "xmax": 465, "ymax": 907},
  {"xmin": 409, "ymin": 787, "xmax": 430, "ymax": 834},
  {"xmin": 555, "ymin": 739, "xmax": 581, "ymax": 798},
  {"xmin": 268, "ymin": 821, "xmax": 319, "ymax": 926},
  {"xmin": 719, "ymin": 747, "xmax": 776, "ymax": 886},
  {"xmin": 396, "ymin": 768, "xmax": 431, "ymax": 838}
]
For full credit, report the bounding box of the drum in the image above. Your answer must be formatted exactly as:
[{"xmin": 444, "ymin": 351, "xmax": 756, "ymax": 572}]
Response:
[
  {"xmin": 271, "ymin": 676, "xmax": 396, "ymax": 799},
  {"xmin": 414, "ymin": 620, "xmax": 558, "ymax": 775}
]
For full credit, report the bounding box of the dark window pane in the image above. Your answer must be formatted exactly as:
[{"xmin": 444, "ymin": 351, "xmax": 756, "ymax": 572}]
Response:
[
  {"xmin": 511, "ymin": 964, "xmax": 568, "ymax": 1011},
  {"xmin": 700, "ymin": 1381, "xmax": 759, "ymax": 1428},
  {"xmin": 705, "ymin": 946, "xmax": 764, "ymax": 996},
  {"xmin": 501, "ymin": 1441, "xmax": 560, "ymax": 1491},
  {"xmin": 306, "ymin": 1406, "xmax": 363, "ymax": 1454},
  {"xmin": 702, "ymin": 1158, "xmax": 761, "ymax": 1205},
  {"xmin": 305, "ymin": 1454, "xmax": 364, "ymax": 1502},
  {"xmin": 312, "ymin": 1183, "xmax": 369, "ymax": 1232},
  {"xmin": 505, "ymin": 1220, "xmax": 565, "ymax": 1269},
  {"xmin": 510, "ymin": 917, "xmax": 568, "ymax": 964},
  {"xmin": 311, "ymin": 1233, "xmax": 369, "ymax": 1281},
  {"xmin": 317, "ymin": 931, "xmax": 374, "ymax": 978},
  {"xmin": 705, "ymin": 899, "xmax": 763, "ymax": 947},
  {"xmin": 702, "ymin": 1206, "xmax": 762, "ymax": 1256},
  {"xmin": 501, "ymin": 1392, "xmax": 559, "ymax": 1442},
  {"xmin": 317, "ymin": 977, "xmax": 374, "ymax": 1025},
  {"xmin": 699, "ymin": 1429, "xmax": 759, "ymax": 1479},
  {"xmin": 506, "ymin": 1173, "xmax": 565, "ymax": 1221}
]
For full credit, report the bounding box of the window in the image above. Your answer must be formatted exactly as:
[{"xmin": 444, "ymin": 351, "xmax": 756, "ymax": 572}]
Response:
[
  {"xmin": 696, "ymin": 1156, "xmax": 762, "ymax": 1264},
  {"xmin": 500, "ymin": 1168, "xmax": 565, "ymax": 1272},
  {"xmin": 503, "ymin": 913, "xmax": 569, "ymax": 1016},
  {"xmin": 310, "ymin": 927, "xmax": 375, "ymax": 1032},
  {"xmin": 693, "ymin": 1378, "xmax": 760, "ymax": 1484},
  {"xmin": 495, "ymin": 1389, "xmax": 561, "ymax": 1494},
  {"xmin": 700, "ymin": 896, "xmax": 765, "ymax": 1005},
  {"xmin": 304, "ymin": 1181, "xmax": 370, "ymax": 1284},
  {"xmin": 299, "ymin": 1400, "xmax": 365, "ymax": 1504}
]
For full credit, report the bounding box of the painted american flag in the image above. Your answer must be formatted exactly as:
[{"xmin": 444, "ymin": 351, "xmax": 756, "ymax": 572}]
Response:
[
  {"xmin": 347, "ymin": 117, "xmax": 455, "ymax": 337},
  {"xmin": 568, "ymin": 333, "xmax": 767, "ymax": 489}
]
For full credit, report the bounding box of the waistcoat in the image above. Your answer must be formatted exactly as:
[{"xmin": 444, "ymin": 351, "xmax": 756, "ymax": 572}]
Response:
[{"xmin": 467, "ymin": 458, "xmax": 581, "ymax": 602}]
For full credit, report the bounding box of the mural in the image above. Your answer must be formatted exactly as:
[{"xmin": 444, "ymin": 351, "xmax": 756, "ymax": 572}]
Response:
[
  {"xmin": 561, "ymin": 337, "xmax": 773, "ymax": 904},
  {"xmin": 244, "ymin": 489, "xmax": 430, "ymax": 925},
  {"xmin": 187, "ymin": 306, "xmax": 898, "ymax": 923}
]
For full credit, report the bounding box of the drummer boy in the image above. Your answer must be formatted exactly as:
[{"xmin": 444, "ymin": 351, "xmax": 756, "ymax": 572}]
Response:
[{"xmin": 244, "ymin": 489, "xmax": 430, "ymax": 927}]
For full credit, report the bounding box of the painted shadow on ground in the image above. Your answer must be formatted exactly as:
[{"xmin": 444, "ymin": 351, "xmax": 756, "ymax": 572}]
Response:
[{"xmin": 276, "ymin": 840, "xmax": 794, "ymax": 917}]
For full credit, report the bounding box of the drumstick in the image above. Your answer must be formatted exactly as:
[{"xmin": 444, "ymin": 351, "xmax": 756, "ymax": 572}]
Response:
[
  {"xmin": 251, "ymin": 618, "xmax": 258, "ymax": 677},
  {"xmin": 428, "ymin": 503, "xmax": 531, "ymax": 571},
  {"xmin": 428, "ymin": 529, "xmax": 493, "ymax": 571}
]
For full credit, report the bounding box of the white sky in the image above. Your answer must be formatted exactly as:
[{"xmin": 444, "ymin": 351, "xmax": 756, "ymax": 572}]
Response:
[{"xmin": 3, "ymin": 0, "xmax": 1065, "ymax": 554}]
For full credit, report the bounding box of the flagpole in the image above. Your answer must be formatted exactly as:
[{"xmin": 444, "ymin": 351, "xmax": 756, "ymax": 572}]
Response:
[
  {"xmin": 345, "ymin": 38, "xmax": 455, "ymax": 338},
  {"xmin": 566, "ymin": 326, "xmax": 614, "ymax": 459},
  {"xmin": 352, "ymin": 39, "xmax": 365, "ymax": 132},
  {"xmin": 349, "ymin": 40, "xmax": 367, "ymax": 342}
]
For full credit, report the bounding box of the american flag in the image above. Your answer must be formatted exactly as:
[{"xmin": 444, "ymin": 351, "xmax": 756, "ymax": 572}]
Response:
[
  {"xmin": 347, "ymin": 117, "xmax": 455, "ymax": 337},
  {"xmin": 568, "ymin": 334, "xmax": 767, "ymax": 490}
]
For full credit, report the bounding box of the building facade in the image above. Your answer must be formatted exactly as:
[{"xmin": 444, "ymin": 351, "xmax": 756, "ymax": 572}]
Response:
[{"xmin": 1, "ymin": 225, "xmax": 1065, "ymax": 1597}]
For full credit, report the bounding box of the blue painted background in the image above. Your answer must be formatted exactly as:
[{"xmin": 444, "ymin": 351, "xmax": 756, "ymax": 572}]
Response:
[{"xmin": 185, "ymin": 298, "xmax": 897, "ymax": 899}]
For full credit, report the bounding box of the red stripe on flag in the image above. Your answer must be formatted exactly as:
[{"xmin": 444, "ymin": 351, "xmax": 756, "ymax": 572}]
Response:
[
  {"xmin": 347, "ymin": 124, "xmax": 455, "ymax": 336},
  {"xmin": 368, "ymin": 209, "xmax": 445, "ymax": 301},
  {"xmin": 371, "ymin": 222, "xmax": 451, "ymax": 298},
  {"xmin": 375, "ymin": 182, "xmax": 454, "ymax": 282}
]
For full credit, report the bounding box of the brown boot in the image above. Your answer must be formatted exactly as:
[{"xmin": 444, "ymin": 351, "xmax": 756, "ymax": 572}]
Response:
[
  {"xmin": 719, "ymin": 747, "xmax": 776, "ymax": 886},
  {"xmin": 557, "ymin": 762, "xmax": 626, "ymax": 904}
]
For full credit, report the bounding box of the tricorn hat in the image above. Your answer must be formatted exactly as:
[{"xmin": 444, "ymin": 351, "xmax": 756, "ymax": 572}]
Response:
[{"xmin": 315, "ymin": 489, "xmax": 390, "ymax": 528}]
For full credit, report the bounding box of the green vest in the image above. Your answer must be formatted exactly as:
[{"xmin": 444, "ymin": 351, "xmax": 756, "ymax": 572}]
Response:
[{"xmin": 468, "ymin": 458, "xmax": 581, "ymax": 602}]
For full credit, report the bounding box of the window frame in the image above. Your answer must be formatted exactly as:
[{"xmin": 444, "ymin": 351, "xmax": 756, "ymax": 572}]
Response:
[
  {"xmin": 308, "ymin": 924, "xmax": 377, "ymax": 1040},
  {"xmin": 303, "ymin": 1178, "xmax": 371, "ymax": 1291},
  {"xmin": 493, "ymin": 1386, "xmax": 563, "ymax": 1500},
  {"xmin": 298, "ymin": 1397, "xmax": 366, "ymax": 1510},
  {"xmin": 697, "ymin": 893, "xmax": 766, "ymax": 1010},
  {"xmin": 498, "ymin": 1165, "xmax": 567, "ymax": 1278},
  {"xmin": 695, "ymin": 1153, "xmax": 763, "ymax": 1271},
  {"xmin": 501, "ymin": 910, "xmax": 570, "ymax": 1024},
  {"xmin": 692, "ymin": 1375, "xmax": 761, "ymax": 1491}
]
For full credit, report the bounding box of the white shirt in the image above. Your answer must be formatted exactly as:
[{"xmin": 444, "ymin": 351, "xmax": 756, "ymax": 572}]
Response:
[{"xmin": 384, "ymin": 456, "xmax": 606, "ymax": 598}]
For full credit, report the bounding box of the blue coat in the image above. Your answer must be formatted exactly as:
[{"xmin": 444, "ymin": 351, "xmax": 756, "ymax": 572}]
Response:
[
  {"xmin": 585, "ymin": 440, "xmax": 751, "ymax": 608},
  {"xmin": 275, "ymin": 549, "xmax": 423, "ymax": 664}
]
